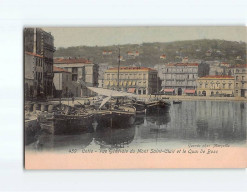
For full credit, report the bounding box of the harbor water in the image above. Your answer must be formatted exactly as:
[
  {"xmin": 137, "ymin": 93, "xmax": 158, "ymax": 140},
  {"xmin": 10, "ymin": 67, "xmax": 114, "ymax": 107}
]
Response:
[{"xmin": 25, "ymin": 100, "xmax": 247, "ymax": 152}]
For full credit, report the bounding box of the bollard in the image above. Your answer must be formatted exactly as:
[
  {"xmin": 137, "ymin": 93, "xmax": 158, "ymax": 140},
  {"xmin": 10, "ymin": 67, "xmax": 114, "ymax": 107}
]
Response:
[
  {"xmin": 48, "ymin": 104, "xmax": 54, "ymax": 113},
  {"xmin": 41, "ymin": 104, "xmax": 48, "ymax": 112}
]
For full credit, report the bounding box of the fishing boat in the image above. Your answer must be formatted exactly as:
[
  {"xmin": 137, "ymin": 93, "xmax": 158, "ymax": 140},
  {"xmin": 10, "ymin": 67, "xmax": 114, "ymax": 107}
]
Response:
[
  {"xmin": 173, "ymin": 100, "xmax": 182, "ymax": 104},
  {"xmin": 145, "ymin": 99, "xmax": 171, "ymax": 114},
  {"xmin": 130, "ymin": 99, "xmax": 147, "ymax": 114},
  {"xmin": 91, "ymin": 96, "xmax": 136, "ymax": 129},
  {"xmin": 37, "ymin": 105, "xmax": 94, "ymax": 135},
  {"xmin": 130, "ymin": 98, "xmax": 171, "ymax": 114}
]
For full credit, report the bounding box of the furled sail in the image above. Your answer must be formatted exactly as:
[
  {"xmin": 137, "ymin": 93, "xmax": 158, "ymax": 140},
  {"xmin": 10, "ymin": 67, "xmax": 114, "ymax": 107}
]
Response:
[{"xmin": 87, "ymin": 87, "xmax": 137, "ymax": 98}]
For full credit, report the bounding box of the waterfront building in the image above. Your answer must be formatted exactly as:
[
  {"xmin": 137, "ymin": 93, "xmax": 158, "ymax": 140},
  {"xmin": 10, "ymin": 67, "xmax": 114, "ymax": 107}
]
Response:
[
  {"xmin": 233, "ymin": 64, "xmax": 247, "ymax": 97},
  {"xmin": 53, "ymin": 66, "xmax": 81, "ymax": 98},
  {"xmin": 161, "ymin": 63, "xmax": 200, "ymax": 95},
  {"xmin": 24, "ymin": 28, "xmax": 55, "ymax": 98},
  {"xmin": 196, "ymin": 75, "xmax": 234, "ymax": 97},
  {"xmin": 54, "ymin": 58, "xmax": 99, "ymax": 96},
  {"xmin": 24, "ymin": 52, "xmax": 44, "ymax": 100},
  {"xmin": 103, "ymin": 67, "xmax": 161, "ymax": 95},
  {"xmin": 98, "ymin": 63, "xmax": 113, "ymax": 88}
]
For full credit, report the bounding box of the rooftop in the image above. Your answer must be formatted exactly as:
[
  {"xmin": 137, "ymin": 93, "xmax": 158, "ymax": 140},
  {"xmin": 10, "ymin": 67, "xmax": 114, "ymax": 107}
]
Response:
[
  {"xmin": 107, "ymin": 66, "xmax": 155, "ymax": 71},
  {"xmin": 25, "ymin": 51, "xmax": 43, "ymax": 58},
  {"xmin": 167, "ymin": 63, "xmax": 199, "ymax": 66},
  {"xmin": 199, "ymin": 75, "xmax": 234, "ymax": 79},
  {"xmin": 54, "ymin": 58, "xmax": 92, "ymax": 64},
  {"xmin": 53, "ymin": 66, "xmax": 70, "ymax": 73}
]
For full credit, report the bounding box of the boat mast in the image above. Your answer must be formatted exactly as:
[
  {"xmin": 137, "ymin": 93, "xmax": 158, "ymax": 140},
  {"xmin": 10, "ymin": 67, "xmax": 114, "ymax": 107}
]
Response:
[{"xmin": 117, "ymin": 47, "xmax": 120, "ymax": 91}]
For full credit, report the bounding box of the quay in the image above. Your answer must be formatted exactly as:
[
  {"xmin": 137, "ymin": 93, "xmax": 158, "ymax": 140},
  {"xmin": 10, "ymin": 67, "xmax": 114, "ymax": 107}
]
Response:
[{"xmin": 47, "ymin": 95, "xmax": 247, "ymax": 107}]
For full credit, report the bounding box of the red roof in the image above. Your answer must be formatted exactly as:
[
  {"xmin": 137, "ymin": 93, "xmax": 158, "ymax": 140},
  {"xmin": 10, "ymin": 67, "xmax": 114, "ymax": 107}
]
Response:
[
  {"xmin": 25, "ymin": 51, "xmax": 43, "ymax": 58},
  {"xmin": 108, "ymin": 67, "xmax": 155, "ymax": 71},
  {"xmin": 163, "ymin": 88, "xmax": 174, "ymax": 92},
  {"xmin": 199, "ymin": 75, "xmax": 234, "ymax": 79},
  {"xmin": 54, "ymin": 58, "xmax": 92, "ymax": 64},
  {"xmin": 167, "ymin": 63, "xmax": 199, "ymax": 66},
  {"xmin": 53, "ymin": 66, "xmax": 70, "ymax": 73}
]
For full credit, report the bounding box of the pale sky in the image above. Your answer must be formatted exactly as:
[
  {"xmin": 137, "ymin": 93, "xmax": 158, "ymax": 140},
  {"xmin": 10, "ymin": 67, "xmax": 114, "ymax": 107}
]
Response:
[{"xmin": 43, "ymin": 26, "xmax": 246, "ymax": 48}]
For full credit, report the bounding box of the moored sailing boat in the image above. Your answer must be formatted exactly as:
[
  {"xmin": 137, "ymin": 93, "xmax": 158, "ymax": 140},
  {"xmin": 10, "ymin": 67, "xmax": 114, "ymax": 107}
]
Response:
[
  {"xmin": 38, "ymin": 105, "xmax": 94, "ymax": 134},
  {"xmin": 87, "ymin": 96, "xmax": 136, "ymax": 129},
  {"xmin": 131, "ymin": 98, "xmax": 171, "ymax": 114},
  {"xmin": 145, "ymin": 99, "xmax": 171, "ymax": 114}
]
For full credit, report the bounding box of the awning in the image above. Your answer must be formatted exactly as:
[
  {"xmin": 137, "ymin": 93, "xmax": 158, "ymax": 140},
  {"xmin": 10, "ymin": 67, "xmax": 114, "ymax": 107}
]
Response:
[
  {"xmin": 128, "ymin": 88, "xmax": 136, "ymax": 93},
  {"xmin": 184, "ymin": 89, "xmax": 196, "ymax": 94},
  {"xmin": 163, "ymin": 88, "xmax": 175, "ymax": 92}
]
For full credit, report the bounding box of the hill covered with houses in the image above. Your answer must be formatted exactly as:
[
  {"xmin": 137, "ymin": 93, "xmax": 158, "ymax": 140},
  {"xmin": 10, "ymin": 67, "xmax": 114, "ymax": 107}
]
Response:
[{"xmin": 54, "ymin": 39, "xmax": 246, "ymax": 67}]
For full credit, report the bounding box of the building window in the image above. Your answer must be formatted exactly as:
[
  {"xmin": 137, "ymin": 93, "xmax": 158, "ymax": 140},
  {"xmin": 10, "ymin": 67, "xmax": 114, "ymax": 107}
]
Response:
[
  {"xmin": 229, "ymin": 83, "xmax": 232, "ymax": 88},
  {"xmin": 72, "ymin": 67, "xmax": 78, "ymax": 73},
  {"xmin": 222, "ymin": 83, "xmax": 225, "ymax": 88},
  {"xmin": 236, "ymin": 83, "xmax": 238, "ymax": 88},
  {"xmin": 242, "ymin": 76, "xmax": 245, "ymax": 80},
  {"xmin": 236, "ymin": 76, "xmax": 239, "ymax": 81},
  {"xmin": 72, "ymin": 75, "xmax": 77, "ymax": 81}
]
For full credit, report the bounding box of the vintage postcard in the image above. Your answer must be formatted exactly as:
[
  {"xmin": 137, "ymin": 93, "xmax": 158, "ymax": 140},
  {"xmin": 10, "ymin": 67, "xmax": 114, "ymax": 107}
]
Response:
[{"xmin": 24, "ymin": 26, "xmax": 247, "ymax": 169}]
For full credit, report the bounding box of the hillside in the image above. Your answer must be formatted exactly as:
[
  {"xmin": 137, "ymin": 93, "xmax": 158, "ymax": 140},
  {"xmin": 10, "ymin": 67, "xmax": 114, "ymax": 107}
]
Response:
[{"xmin": 54, "ymin": 39, "xmax": 246, "ymax": 67}]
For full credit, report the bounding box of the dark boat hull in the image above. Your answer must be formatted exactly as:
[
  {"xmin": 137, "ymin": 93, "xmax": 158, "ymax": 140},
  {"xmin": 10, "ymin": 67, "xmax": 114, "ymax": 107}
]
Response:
[
  {"xmin": 173, "ymin": 100, "xmax": 182, "ymax": 104},
  {"xmin": 145, "ymin": 101, "xmax": 170, "ymax": 114},
  {"xmin": 38, "ymin": 113, "xmax": 94, "ymax": 134},
  {"xmin": 132, "ymin": 102, "xmax": 146, "ymax": 114},
  {"xmin": 95, "ymin": 111, "xmax": 136, "ymax": 129}
]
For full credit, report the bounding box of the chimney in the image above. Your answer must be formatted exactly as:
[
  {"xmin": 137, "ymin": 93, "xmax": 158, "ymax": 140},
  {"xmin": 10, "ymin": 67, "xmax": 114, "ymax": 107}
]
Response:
[{"xmin": 33, "ymin": 28, "xmax": 36, "ymax": 54}]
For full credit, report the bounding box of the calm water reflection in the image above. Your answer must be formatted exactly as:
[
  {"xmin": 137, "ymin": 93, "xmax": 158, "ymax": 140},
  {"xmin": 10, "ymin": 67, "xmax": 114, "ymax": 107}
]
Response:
[{"xmin": 26, "ymin": 101, "xmax": 247, "ymax": 152}]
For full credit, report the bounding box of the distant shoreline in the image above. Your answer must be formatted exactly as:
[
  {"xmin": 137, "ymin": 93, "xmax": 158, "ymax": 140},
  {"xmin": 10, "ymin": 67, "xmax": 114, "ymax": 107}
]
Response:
[{"xmin": 138, "ymin": 95, "xmax": 247, "ymax": 102}]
